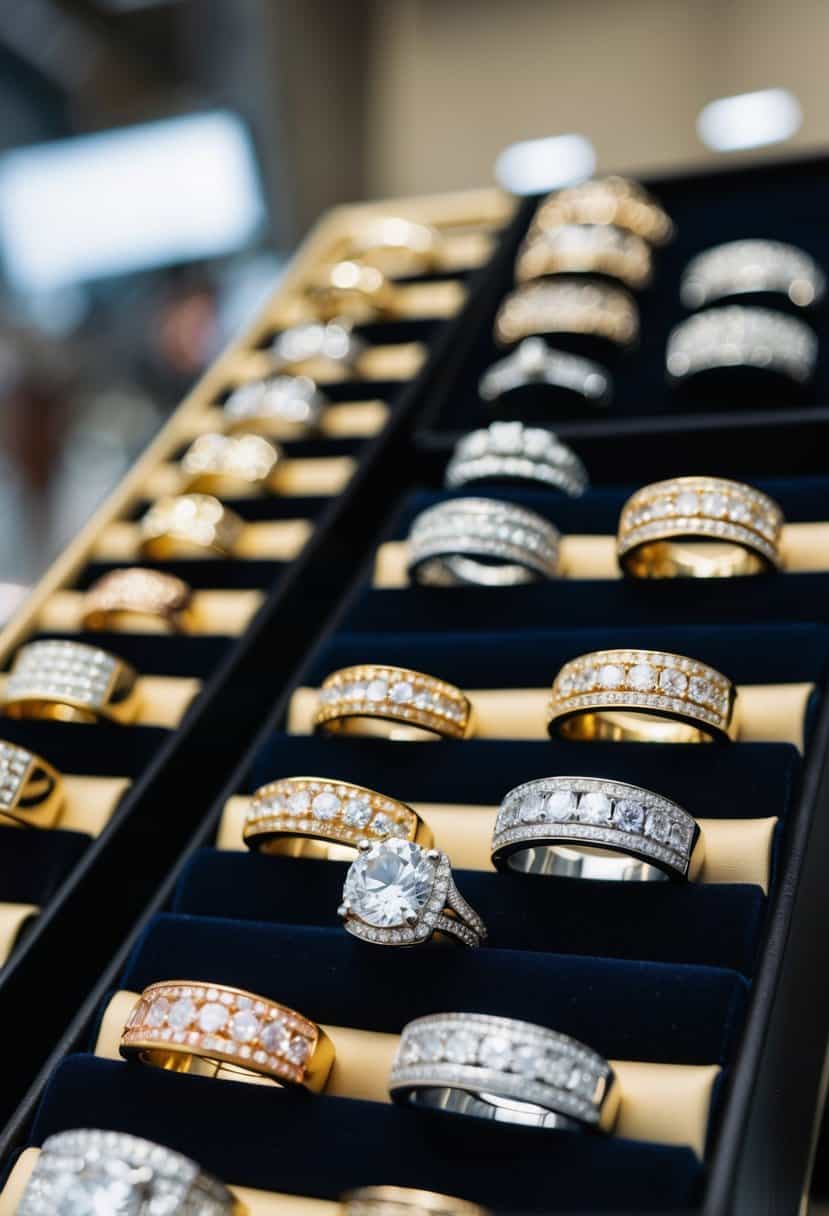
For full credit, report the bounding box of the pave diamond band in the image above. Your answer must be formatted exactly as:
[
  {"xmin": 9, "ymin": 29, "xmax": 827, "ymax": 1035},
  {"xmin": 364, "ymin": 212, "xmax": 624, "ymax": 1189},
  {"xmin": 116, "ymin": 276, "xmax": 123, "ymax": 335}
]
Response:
[
  {"xmin": 340, "ymin": 1185, "xmax": 486, "ymax": 1215},
  {"xmin": 495, "ymin": 281, "xmax": 639, "ymax": 348},
  {"xmin": 532, "ymin": 176, "xmax": 674, "ymax": 245},
  {"xmin": 681, "ymin": 239, "xmax": 826, "ymax": 309},
  {"xmin": 666, "ymin": 306, "xmax": 817, "ymax": 384},
  {"xmin": 4, "ymin": 640, "xmax": 140, "ymax": 725},
  {"xmin": 181, "ymin": 432, "xmax": 281, "ymax": 496},
  {"xmin": 407, "ymin": 497, "xmax": 560, "ymax": 587},
  {"xmin": 223, "ymin": 375, "xmax": 328, "ymax": 434},
  {"xmin": 446, "ymin": 422, "xmax": 589, "ymax": 497},
  {"xmin": 390, "ymin": 1013, "xmax": 617, "ymax": 1131},
  {"xmin": 121, "ymin": 980, "xmax": 335, "ymax": 1092},
  {"xmin": 478, "ymin": 338, "xmax": 610, "ymax": 408},
  {"xmin": 491, "ymin": 776, "xmax": 702, "ymax": 882},
  {"xmin": 618, "ymin": 476, "xmax": 784, "ymax": 577},
  {"xmin": 140, "ymin": 494, "xmax": 244, "ymax": 559},
  {"xmin": 18, "ymin": 1129, "xmax": 240, "ymax": 1215},
  {"xmin": 548, "ymin": 648, "xmax": 737, "ymax": 744},
  {"xmin": 82, "ymin": 568, "xmax": 195, "ymax": 633},
  {"xmin": 244, "ymin": 776, "xmax": 433, "ymax": 860},
  {"xmin": 516, "ymin": 223, "xmax": 653, "ymax": 289},
  {"xmin": 0, "ymin": 740, "xmax": 63, "ymax": 828},
  {"xmin": 316, "ymin": 664, "xmax": 474, "ymax": 741},
  {"xmin": 271, "ymin": 320, "xmax": 367, "ymax": 376}
]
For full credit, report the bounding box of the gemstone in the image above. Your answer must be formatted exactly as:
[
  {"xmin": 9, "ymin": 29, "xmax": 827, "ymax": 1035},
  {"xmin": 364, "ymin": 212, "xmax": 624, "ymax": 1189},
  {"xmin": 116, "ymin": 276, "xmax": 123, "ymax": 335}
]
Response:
[
  {"xmin": 343, "ymin": 838, "xmax": 435, "ymax": 928},
  {"xmin": 343, "ymin": 797, "xmax": 372, "ymax": 828},
  {"xmin": 146, "ymin": 997, "xmax": 170, "ymax": 1028},
  {"xmin": 519, "ymin": 793, "xmax": 546, "ymax": 823},
  {"xmin": 50, "ymin": 1168, "xmax": 147, "ymax": 1215},
  {"xmin": 614, "ymin": 799, "xmax": 645, "ymax": 833},
  {"xmin": 628, "ymin": 662, "xmax": 655, "ymax": 690},
  {"xmin": 659, "ymin": 668, "xmax": 688, "ymax": 696},
  {"xmin": 513, "ymin": 1043, "xmax": 542, "ymax": 1077},
  {"xmin": 669, "ymin": 822, "xmax": 692, "ymax": 852},
  {"xmin": 546, "ymin": 790, "xmax": 576, "ymax": 821},
  {"xmin": 365, "ymin": 678, "xmax": 388, "ymax": 701},
  {"xmin": 647, "ymin": 811, "xmax": 671, "ymax": 843},
  {"xmin": 729, "ymin": 499, "xmax": 752, "ymax": 523},
  {"xmin": 479, "ymin": 1034, "xmax": 512, "ymax": 1070},
  {"xmin": 703, "ymin": 491, "xmax": 727, "ymax": 517},
  {"xmin": 598, "ymin": 663, "xmax": 624, "ymax": 689},
  {"xmin": 398, "ymin": 1035, "xmax": 421, "ymax": 1066},
  {"xmin": 579, "ymin": 791, "xmax": 612, "ymax": 824},
  {"xmin": 312, "ymin": 791, "xmax": 340, "ymax": 820},
  {"xmin": 689, "ymin": 676, "xmax": 712, "ymax": 704},
  {"xmin": 547, "ymin": 1056, "xmax": 572, "ymax": 1088},
  {"xmin": 390, "ymin": 680, "xmax": 414, "ymax": 703},
  {"xmin": 231, "ymin": 1010, "xmax": 260, "ymax": 1044},
  {"xmin": 445, "ymin": 1030, "xmax": 478, "ymax": 1063},
  {"xmin": 261, "ymin": 1020, "xmax": 290, "ymax": 1056},
  {"xmin": 287, "ymin": 1035, "xmax": 310, "ymax": 1065},
  {"xmin": 371, "ymin": 812, "xmax": 394, "ymax": 836},
  {"xmin": 167, "ymin": 997, "xmax": 196, "ymax": 1031},
  {"xmin": 198, "ymin": 1003, "xmax": 228, "ymax": 1034},
  {"xmin": 675, "ymin": 490, "xmax": 699, "ymax": 515},
  {"xmin": 288, "ymin": 790, "xmax": 310, "ymax": 815}
]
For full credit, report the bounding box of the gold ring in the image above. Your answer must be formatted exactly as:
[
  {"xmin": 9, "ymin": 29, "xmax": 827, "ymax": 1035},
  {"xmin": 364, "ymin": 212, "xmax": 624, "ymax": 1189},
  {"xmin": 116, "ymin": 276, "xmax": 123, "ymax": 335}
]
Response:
[
  {"xmin": 618, "ymin": 476, "xmax": 784, "ymax": 578},
  {"xmin": 82, "ymin": 568, "xmax": 195, "ymax": 633},
  {"xmin": 121, "ymin": 980, "xmax": 335, "ymax": 1091},
  {"xmin": 306, "ymin": 260, "xmax": 398, "ymax": 322},
  {"xmin": 244, "ymin": 776, "xmax": 434, "ymax": 860},
  {"xmin": 180, "ymin": 432, "xmax": 281, "ymax": 496},
  {"xmin": 548, "ymin": 649, "xmax": 737, "ymax": 744},
  {"xmin": 495, "ymin": 281, "xmax": 638, "ymax": 347},
  {"xmin": 531, "ymin": 176, "xmax": 674, "ymax": 245},
  {"xmin": 0, "ymin": 740, "xmax": 64, "ymax": 827},
  {"xmin": 346, "ymin": 215, "xmax": 441, "ymax": 276},
  {"xmin": 340, "ymin": 1186, "xmax": 488, "ymax": 1215},
  {"xmin": 315, "ymin": 664, "xmax": 474, "ymax": 741},
  {"xmin": 4, "ymin": 640, "xmax": 140, "ymax": 725},
  {"xmin": 515, "ymin": 224, "xmax": 653, "ymax": 289},
  {"xmin": 139, "ymin": 494, "xmax": 243, "ymax": 559}
]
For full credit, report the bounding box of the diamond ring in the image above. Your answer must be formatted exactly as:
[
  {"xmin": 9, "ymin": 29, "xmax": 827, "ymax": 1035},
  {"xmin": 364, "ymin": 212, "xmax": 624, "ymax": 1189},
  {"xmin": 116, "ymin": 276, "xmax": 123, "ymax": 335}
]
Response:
[
  {"xmin": 121, "ymin": 980, "xmax": 335, "ymax": 1091},
  {"xmin": 478, "ymin": 339, "xmax": 610, "ymax": 408},
  {"xmin": 306, "ymin": 260, "xmax": 399, "ymax": 322},
  {"xmin": 82, "ymin": 568, "xmax": 195, "ymax": 633},
  {"xmin": 548, "ymin": 648, "xmax": 737, "ymax": 744},
  {"xmin": 345, "ymin": 215, "xmax": 442, "ymax": 276},
  {"xmin": 666, "ymin": 306, "xmax": 817, "ymax": 384},
  {"xmin": 244, "ymin": 776, "xmax": 434, "ymax": 860},
  {"xmin": 515, "ymin": 223, "xmax": 653, "ymax": 290},
  {"xmin": 0, "ymin": 740, "xmax": 64, "ymax": 828},
  {"xmin": 17, "ymin": 1129, "xmax": 240, "ymax": 1215},
  {"xmin": 617, "ymin": 476, "xmax": 784, "ymax": 578},
  {"xmin": 495, "ymin": 281, "xmax": 639, "ymax": 348},
  {"xmin": 339, "ymin": 839, "xmax": 486, "ymax": 947},
  {"xmin": 140, "ymin": 494, "xmax": 244, "ymax": 559},
  {"xmin": 531, "ymin": 176, "xmax": 674, "ymax": 245},
  {"xmin": 446, "ymin": 421, "xmax": 589, "ymax": 495},
  {"xmin": 390, "ymin": 1013, "xmax": 618, "ymax": 1131},
  {"xmin": 180, "ymin": 432, "xmax": 281, "ymax": 497},
  {"xmin": 681, "ymin": 239, "xmax": 825, "ymax": 309},
  {"xmin": 271, "ymin": 319, "xmax": 367, "ymax": 376},
  {"xmin": 491, "ymin": 776, "xmax": 703, "ymax": 882},
  {"xmin": 4, "ymin": 640, "xmax": 140, "ymax": 725},
  {"xmin": 315, "ymin": 664, "xmax": 474, "ymax": 741},
  {"xmin": 340, "ymin": 1185, "xmax": 486, "ymax": 1215},
  {"xmin": 223, "ymin": 375, "xmax": 328, "ymax": 434}
]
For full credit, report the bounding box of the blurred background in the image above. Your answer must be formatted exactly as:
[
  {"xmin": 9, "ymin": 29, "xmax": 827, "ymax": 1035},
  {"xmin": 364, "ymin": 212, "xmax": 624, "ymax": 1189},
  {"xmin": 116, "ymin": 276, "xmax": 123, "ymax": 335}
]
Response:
[{"xmin": 0, "ymin": 0, "xmax": 826, "ymax": 613}]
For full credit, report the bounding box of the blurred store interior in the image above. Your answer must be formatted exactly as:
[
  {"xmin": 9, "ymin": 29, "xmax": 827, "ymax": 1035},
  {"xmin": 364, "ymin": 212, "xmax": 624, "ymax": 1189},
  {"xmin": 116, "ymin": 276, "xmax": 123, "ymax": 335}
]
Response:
[{"xmin": 0, "ymin": 0, "xmax": 827, "ymax": 611}]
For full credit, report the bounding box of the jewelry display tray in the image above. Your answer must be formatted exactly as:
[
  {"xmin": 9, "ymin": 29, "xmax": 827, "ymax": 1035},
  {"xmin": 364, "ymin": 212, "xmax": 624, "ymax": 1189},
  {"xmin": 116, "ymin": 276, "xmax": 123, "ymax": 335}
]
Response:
[{"xmin": 4, "ymin": 158, "xmax": 829, "ymax": 1216}]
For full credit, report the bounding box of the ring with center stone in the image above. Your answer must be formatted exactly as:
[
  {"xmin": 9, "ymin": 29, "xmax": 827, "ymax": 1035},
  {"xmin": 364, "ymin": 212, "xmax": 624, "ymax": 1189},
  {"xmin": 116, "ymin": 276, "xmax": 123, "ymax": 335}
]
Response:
[
  {"xmin": 306, "ymin": 260, "xmax": 399, "ymax": 321},
  {"xmin": 223, "ymin": 375, "xmax": 328, "ymax": 434},
  {"xmin": 180, "ymin": 432, "xmax": 282, "ymax": 497},
  {"xmin": 478, "ymin": 338, "xmax": 610, "ymax": 407}
]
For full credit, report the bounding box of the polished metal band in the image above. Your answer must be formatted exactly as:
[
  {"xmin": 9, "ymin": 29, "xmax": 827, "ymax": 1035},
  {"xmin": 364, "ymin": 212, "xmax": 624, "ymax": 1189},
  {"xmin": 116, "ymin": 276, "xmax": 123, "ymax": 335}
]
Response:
[
  {"xmin": 446, "ymin": 422, "xmax": 589, "ymax": 496},
  {"xmin": 316, "ymin": 664, "xmax": 474, "ymax": 741},
  {"xmin": 666, "ymin": 305, "xmax": 817, "ymax": 384},
  {"xmin": 516, "ymin": 223, "xmax": 653, "ymax": 289},
  {"xmin": 681, "ymin": 239, "xmax": 825, "ymax": 309},
  {"xmin": 223, "ymin": 375, "xmax": 328, "ymax": 432},
  {"xmin": 180, "ymin": 432, "xmax": 281, "ymax": 496},
  {"xmin": 495, "ymin": 281, "xmax": 639, "ymax": 347},
  {"xmin": 4, "ymin": 640, "xmax": 140, "ymax": 725},
  {"xmin": 270, "ymin": 320, "xmax": 367, "ymax": 375},
  {"xmin": 478, "ymin": 338, "xmax": 610, "ymax": 407},
  {"xmin": 531, "ymin": 176, "xmax": 674, "ymax": 245},
  {"xmin": 341, "ymin": 1185, "xmax": 487, "ymax": 1215}
]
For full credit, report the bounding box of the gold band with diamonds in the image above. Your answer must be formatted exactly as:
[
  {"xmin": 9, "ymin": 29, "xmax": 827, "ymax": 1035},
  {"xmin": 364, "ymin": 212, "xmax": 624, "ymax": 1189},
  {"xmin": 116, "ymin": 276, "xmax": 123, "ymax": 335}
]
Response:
[
  {"xmin": 531, "ymin": 176, "xmax": 674, "ymax": 245},
  {"xmin": 548, "ymin": 649, "xmax": 737, "ymax": 744},
  {"xmin": 121, "ymin": 980, "xmax": 335, "ymax": 1091},
  {"xmin": 306, "ymin": 260, "xmax": 399, "ymax": 321},
  {"xmin": 180, "ymin": 433, "xmax": 282, "ymax": 497},
  {"xmin": 139, "ymin": 494, "xmax": 244, "ymax": 559},
  {"xmin": 4, "ymin": 640, "xmax": 141, "ymax": 725},
  {"xmin": 495, "ymin": 281, "xmax": 639, "ymax": 347},
  {"xmin": 0, "ymin": 741, "xmax": 64, "ymax": 828},
  {"xmin": 82, "ymin": 568, "xmax": 195, "ymax": 633},
  {"xmin": 340, "ymin": 1185, "xmax": 487, "ymax": 1215},
  {"xmin": 244, "ymin": 776, "xmax": 434, "ymax": 860},
  {"xmin": 315, "ymin": 665, "xmax": 474, "ymax": 741},
  {"xmin": 515, "ymin": 225, "xmax": 653, "ymax": 290},
  {"xmin": 346, "ymin": 216, "xmax": 442, "ymax": 276},
  {"xmin": 617, "ymin": 476, "xmax": 784, "ymax": 578}
]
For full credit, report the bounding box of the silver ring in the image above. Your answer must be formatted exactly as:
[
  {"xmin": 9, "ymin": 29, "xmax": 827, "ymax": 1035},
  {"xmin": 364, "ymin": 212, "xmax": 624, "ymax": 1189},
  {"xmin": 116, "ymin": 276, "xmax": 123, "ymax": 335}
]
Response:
[
  {"xmin": 681, "ymin": 240, "xmax": 825, "ymax": 309},
  {"xmin": 339, "ymin": 839, "xmax": 487, "ymax": 947},
  {"xmin": 17, "ymin": 1129, "xmax": 237, "ymax": 1215},
  {"xmin": 390, "ymin": 1013, "xmax": 618, "ymax": 1132},
  {"xmin": 479, "ymin": 337, "xmax": 610, "ymax": 405},
  {"xmin": 666, "ymin": 306, "xmax": 817, "ymax": 384},
  {"xmin": 223, "ymin": 375, "xmax": 327, "ymax": 431},
  {"xmin": 271, "ymin": 319, "xmax": 366, "ymax": 373},
  {"xmin": 446, "ymin": 422, "xmax": 589, "ymax": 496},
  {"xmin": 491, "ymin": 776, "xmax": 703, "ymax": 882},
  {"xmin": 407, "ymin": 497, "xmax": 560, "ymax": 587}
]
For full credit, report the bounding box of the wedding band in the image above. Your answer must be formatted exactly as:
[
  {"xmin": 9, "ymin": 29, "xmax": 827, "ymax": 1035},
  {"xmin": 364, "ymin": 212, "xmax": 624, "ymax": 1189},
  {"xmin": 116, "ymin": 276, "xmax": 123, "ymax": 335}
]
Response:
[
  {"xmin": 224, "ymin": 375, "xmax": 328, "ymax": 433},
  {"xmin": 495, "ymin": 281, "xmax": 639, "ymax": 347},
  {"xmin": 390, "ymin": 1013, "xmax": 618, "ymax": 1131},
  {"xmin": 478, "ymin": 338, "xmax": 610, "ymax": 406},
  {"xmin": 180, "ymin": 432, "xmax": 281, "ymax": 496},
  {"xmin": 341, "ymin": 1186, "xmax": 486, "ymax": 1215},
  {"xmin": 347, "ymin": 216, "xmax": 441, "ymax": 275},
  {"xmin": 17, "ymin": 1129, "xmax": 242, "ymax": 1216},
  {"xmin": 306, "ymin": 261, "xmax": 398, "ymax": 321},
  {"xmin": 140, "ymin": 494, "xmax": 243, "ymax": 559},
  {"xmin": 516, "ymin": 224, "xmax": 652, "ymax": 289},
  {"xmin": 407, "ymin": 497, "xmax": 560, "ymax": 586},
  {"xmin": 548, "ymin": 649, "xmax": 737, "ymax": 744},
  {"xmin": 82, "ymin": 568, "xmax": 195, "ymax": 632},
  {"xmin": 491, "ymin": 776, "xmax": 703, "ymax": 882},
  {"xmin": 271, "ymin": 320, "xmax": 367, "ymax": 375},
  {"xmin": 532, "ymin": 176, "xmax": 674, "ymax": 245},
  {"xmin": 446, "ymin": 422, "xmax": 589, "ymax": 496},
  {"xmin": 121, "ymin": 980, "xmax": 335, "ymax": 1091},
  {"xmin": 618, "ymin": 476, "xmax": 784, "ymax": 577},
  {"xmin": 681, "ymin": 240, "xmax": 825, "ymax": 309},
  {"xmin": 666, "ymin": 306, "xmax": 817, "ymax": 384},
  {"xmin": 244, "ymin": 776, "xmax": 433, "ymax": 860},
  {"xmin": 4, "ymin": 640, "xmax": 140, "ymax": 725},
  {"xmin": 340, "ymin": 839, "xmax": 487, "ymax": 947},
  {"xmin": 316, "ymin": 665, "xmax": 474, "ymax": 741},
  {"xmin": 0, "ymin": 741, "xmax": 63, "ymax": 828}
]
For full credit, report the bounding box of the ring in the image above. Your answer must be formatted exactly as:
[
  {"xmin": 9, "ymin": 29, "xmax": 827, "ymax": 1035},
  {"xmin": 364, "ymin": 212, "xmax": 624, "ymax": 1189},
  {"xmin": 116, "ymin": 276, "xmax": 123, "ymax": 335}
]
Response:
[
  {"xmin": 339, "ymin": 839, "xmax": 487, "ymax": 947},
  {"xmin": 491, "ymin": 776, "xmax": 703, "ymax": 882},
  {"xmin": 121, "ymin": 980, "xmax": 335, "ymax": 1091},
  {"xmin": 223, "ymin": 375, "xmax": 327, "ymax": 433},
  {"xmin": 139, "ymin": 494, "xmax": 243, "ymax": 559},
  {"xmin": 4, "ymin": 640, "xmax": 140, "ymax": 725},
  {"xmin": 271, "ymin": 320, "xmax": 367, "ymax": 375},
  {"xmin": 180, "ymin": 432, "xmax": 281, "ymax": 496},
  {"xmin": 82, "ymin": 568, "xmax": 195, "ymax": 632},
  {"xmin": 478, "ymin": 338, "xmax": 610, "ymax": 406},
  {"xmin": 315, "ymin": 664, "xmax": 474, "ymax": 741},
  {"xmin": 446, "ymin": 422, "xmax": 589, "ymax": 496},
  {"xmin": 407, "ymin": 497, "xmax": 560, "ymax": 586},
  {"xmin": 681, "ymin": 239, "xmax": 825, "ymax": 309},
  {"xmin": 340, "ymin": 1186, "xmax": 486, "ymax": 1215},
  {"xmin": 244, "ymin": 776, "xmax": 433, "ymax": 860},
  {"xmin": 515, "ymin": 224, "xmax": 652, "ymax": 290},
  {"xmin": 666, "ymin": 306, "xmax": 817, "ymax": 384},
  {"xmin": 17, "ymin": 1129, "xmax": 242, "ymax": 1215},
  {"xmin": 306, "ymin": 261, "xmax": 398, "ymax": 321},
  {"xmin": 495, "ymin": 282, "xmax": 639, "ymax": 347},
  {"xmin": 390, "ymin": 1013, "xmax": 618, "ymax": 1131},
  {"xmin": 347, "ymin": 216, "xmax": 441, "ymax": 275},
  {"xmin": 0, "ymin": 740, "xmax": 63, "ymax": 828},
  {"xmin": 617, "ymin": 476, "xmax": 784, "ymax": 577},
  {"xmin": 531, "ymin": 176, "xmax": 674, "ymax": 245},
  {"xmin": 548, "ymin": 648, "xmax": 737, "ymax": 744}
]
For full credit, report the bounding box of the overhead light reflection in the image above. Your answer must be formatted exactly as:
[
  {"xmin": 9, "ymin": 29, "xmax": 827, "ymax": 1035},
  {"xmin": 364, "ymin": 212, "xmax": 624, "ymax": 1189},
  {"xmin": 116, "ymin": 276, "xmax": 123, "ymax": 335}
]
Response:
[
  {"xmin": 495, "ymin": 134, "xmax": 596, "ymax": 196},
  {"xmin": 697, "ymin": 88, "xmax": 802, "ymax": 152}
]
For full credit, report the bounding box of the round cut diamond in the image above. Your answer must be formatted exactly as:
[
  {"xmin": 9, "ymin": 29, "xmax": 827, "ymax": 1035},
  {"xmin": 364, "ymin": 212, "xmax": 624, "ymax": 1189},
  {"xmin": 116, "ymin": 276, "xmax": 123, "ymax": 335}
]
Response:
[
  {"xmin": 628, "ymin": 663, "xmax": 655, "ymax": 691},
  {"xmin": 598, "ymin": 663, "xmax": 624, "ymax": 689},
  {"xmin": 287, "ymin": 1035, "xmax": 310, "ymax": 1065},
  {"xmin": 343, "ymin": 838, "xmax": 435, "ymax": 928},
  {"xmin": 198, "ymin": 1002, "xmax": 228, "ymax": 1034},
  {"xmin": 146, "ymin": 997, "xmax": 170, "ymax": 1028},
  {"xmin": 288, "ymin": 790, "xmax": 310, "ymax": 815},
  {"xmin": 231, "ymin": 1010, "xmax": 260, "ymax": 1044},
  {"xmin": 53, "ymin": 1169, "xmax": 146, "ymax": 1216},
  {"xmin": 445, "ymin": 1030, "xmax": 478, "ymax": 1063},
  {"xmin": 312, "ymin": 791, "xmax": 340, "ymax": 820},
  {"xmin": 371, "ymin": 812, "xmax": 394, "ymax": 836},
  {"xmin": 647, "ymin": 810, "xmax": 671, "ymax": 843},
  {"xmin": 261, "ymin": 1019, "xmax": 290, "ymax": 1056},
  {"xmin": 689, "ymin": 676, "xmax": 712, "ymax": 704},
  {"xmin": 659, "ymin": 668, "xmax": 688, "ymax": 696},
  {"xmin": 343, "ymin": 797, "xmax": 372, "ymax": 828},
  {"xmin": 168, "ymin": 997, "xmax": 196, "ymax": 1031},
  {"xmin": 479, "ymin": 1034, "xmax": 512, "ymax": 1070},
  {"xmin": 365, "ymin": 678, "xmax": 388, "ymax": 701},
  {"xmin": 675, "ymin": 490, "xmax": 699, "ymax": 515},
  {"xmin": 579, "ymin": 791, "xmax": 612, "ymax": 824},
  {"xmin": 546, "ymin": 789, "xmax": 576, "ymax": 821},
  {"xmin": 513, "ymin": 1043, "xmax": 542, "ymax": 1077},
  {"xmin": 703, "ymin": 491, "xmax": 727, "ymax": 517},
  {"xmin": 729, "ymin": 499, "xmax": 752, "ymax": 523},
  {"xmin": 390, "ymin": 680, "xmax": 414, "ymax": 703},
  {"xmin": 614, "ymin": 799, "xmax": 645, "ymax": 833}
]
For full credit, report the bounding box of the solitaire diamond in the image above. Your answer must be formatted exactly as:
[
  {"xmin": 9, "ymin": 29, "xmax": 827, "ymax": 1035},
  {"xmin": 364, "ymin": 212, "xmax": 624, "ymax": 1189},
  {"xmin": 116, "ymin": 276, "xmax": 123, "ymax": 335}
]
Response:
[{"xmin": 343, "ymin": 838, "xmax": 435, "ymax": 928}]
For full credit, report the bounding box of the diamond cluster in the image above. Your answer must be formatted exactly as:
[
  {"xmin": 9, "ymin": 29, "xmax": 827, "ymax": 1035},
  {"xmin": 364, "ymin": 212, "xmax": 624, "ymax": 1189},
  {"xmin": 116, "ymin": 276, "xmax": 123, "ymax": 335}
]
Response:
[
  {"xmin": 391, "ymin": 1013, "xmax": 611, "ymax": 1127},
  {"xmin": 245, "ymin": 777, "xmax": 418, "ymax": 848},
  {"xmin": 223, "ymin": 374, "xmax": 327, "ymax": 430},
  {"xmin": 271, "ymin": 320, "xmax": 366, "ymax": 372},
  {"xmin": 407, "ymin": 497, "xmax": 560, "ymax": 585},
  {"xmin": 516, "ymin": 222, "xmax": 653, "ymax": 289},
  {"xmin": 6, "ymin": 640, "xmax": 117, "ymax": 710},
  {"xmin": 316, "ymin": 665, "xmax": 471, "ymax": 739},
  {"xmin": 85, "ymin": 568, "xmax": 191, "ymax": 619},
  {"xmin": 446, "ymin": 421, "xmax": 590, "ymax": 496},
  {"xmin": 532, "ymin": 176, "xmax": 674, "ymax": 245},
  {"xmin": 181, "ymin": 432, "xmax": 280, "ymax": 486},
  {"xmin": 0, "ymin": 740, "xmax": 32, "ymax": 815},
  {"xmin": 681, "ymin": 239, "xmax": 825, "ymax": 310},
  {"xmin": 666, "ymin": 305, "xmax": 817, "ymax": 382},
  {"xmin": 140, "ymin": 494, "xmax": 242, "ymax": 554},
  {"xmin": 495, "ymin": 281, "xmax": 639, "ymax": 347}
]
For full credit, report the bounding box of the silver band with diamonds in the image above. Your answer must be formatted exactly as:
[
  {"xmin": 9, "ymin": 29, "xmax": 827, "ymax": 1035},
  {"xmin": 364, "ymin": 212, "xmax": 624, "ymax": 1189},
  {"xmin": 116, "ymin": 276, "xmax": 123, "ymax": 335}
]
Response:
[
  {"xmin": 271, "ymin": 320, "xmax": 367, "ymax": 376},
  {"xmin": 681, "ymin": 240, "xmax": 826, "ymax": 309},
  {"xmin": 446, "ymin": 422, "xmax": 589, "ymax": 496},
  {"xmin": 390, "ymin": 1013, "xmax": 617, "ymax": 1132},
  {"xmin": 479, "ymin": 337, "xmax": 610, "ymax": 405},
  {"xmin": 491, "ymin": 776, "xmax": 702, "ymax": 882},
  {"xmin": 224, "ymin": 375, "xmax": 328, "ymax": 433},
  {"xmin": 666, "ymin": 306, "xmax": 817, "ymax": 384},
  {"xmin": 407, "ymin": 497, "xmax": 560, "ymax": 587},
  {"xmin": 17, "ymin": 1129, "xmax": 240, "ymax": 1215}
]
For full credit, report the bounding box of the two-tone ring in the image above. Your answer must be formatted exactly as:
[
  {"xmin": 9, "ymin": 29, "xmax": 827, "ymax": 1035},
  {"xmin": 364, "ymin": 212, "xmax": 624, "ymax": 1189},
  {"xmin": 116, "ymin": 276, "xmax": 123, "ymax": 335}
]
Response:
[
  {"xmin": 407, "ymin": 497, "xmax": 560, "ymax": 587},
  {"xmin": 270, "ymin": 319, "xmax": 367, "ymax": 376},
  {"xmin": 491, "ymin": 776, "xmax": 703, "ymax": 882},
  {"xmin": 531, "ymin": 176, "xmax": 674, "ymax": 246},
  {"xmin": 140, "ymin": 494, "xmax": 243, "ymax": 559},
  {"xmin": 478, "ymin": 337, "xmax": 610, "ymax": 406},
  {"xmin": 4, "ymin": 640, "xmax": 140, "ymax": 725},
  {"xmin": 0, "ymin": 740, "xmax": 64, "ymax": 828},
  {"xmin": 391, "ymin": 1013, "xmax": 617, "ymax": 1132},
  {"xmin": 341, "ymin": 1186, "xmax": 486, "ymax": 1215},
  {"xmin": 495, "ymin": 281, "xmax": 639, "ymax": 348},
  {"xmin": 315, "ymin": 665, "xmax": 474, "ymax": 741},
  {"xmin": 681, "ymin": 239, "xmax": 825, "ymax": 310},
  {"xmin": 515, "ymin": 224, "xmax": 653, "ymax": 290},
  {"xmin": 82, "ymin": 568, "xmax": 195, "ymax": 632},
  {"xmin": 666, "ymin": 306, "xmax": 817, "ymax": 384},
  {"xmin": 223, "ymin": 375, "xmax": 328, "ymax": 433},
  {"xmin": 180, "ymin": 432, "xmax": 281, "ymax": 496},
  {"xmin": 446, "ymin": 423, "xmax": 589, "ymax": 496}
]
